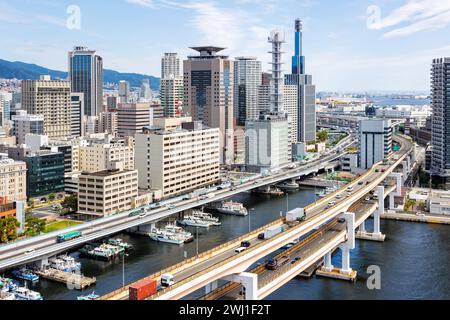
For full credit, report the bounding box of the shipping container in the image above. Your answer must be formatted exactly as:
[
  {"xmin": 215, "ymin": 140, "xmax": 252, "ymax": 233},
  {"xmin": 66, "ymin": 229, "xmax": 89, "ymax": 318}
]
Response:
[
  {"xmin": 129, "ymin": 278, "xmax": 157, "ymax": 300},
  {"xmin": 264, "ymin": 226, "xmax": 284, "ymax": 239}
]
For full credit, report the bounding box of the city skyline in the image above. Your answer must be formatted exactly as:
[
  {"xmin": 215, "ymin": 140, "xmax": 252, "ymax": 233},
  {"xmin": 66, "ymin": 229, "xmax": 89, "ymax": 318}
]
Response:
[{"xmin": 1, "ymin": 0, "xmax": 449, "ymax": 92}]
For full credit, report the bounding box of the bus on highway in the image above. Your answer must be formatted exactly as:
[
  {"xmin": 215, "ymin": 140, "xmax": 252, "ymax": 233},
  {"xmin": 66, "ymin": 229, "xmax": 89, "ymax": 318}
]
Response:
[{"xmin": 57, "ymin": 230, "xmax": 82, "ymax": 243}]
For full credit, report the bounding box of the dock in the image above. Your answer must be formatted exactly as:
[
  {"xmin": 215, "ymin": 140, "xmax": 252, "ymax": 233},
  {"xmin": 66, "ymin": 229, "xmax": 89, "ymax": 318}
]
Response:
[
  {"xmin": 35, "ymin": 268, "xmax": 96, "ymax": 290},
  {"xmin": 381, "ymin": 212, "xmax": 450, "ymax": 225},
  {"xmin": 297, "ymin": 260, "xmax": 323, "ymax": 279},
  {"xmin": 315, "ymin": 267, "xmax": 357, "ymax": 282}
]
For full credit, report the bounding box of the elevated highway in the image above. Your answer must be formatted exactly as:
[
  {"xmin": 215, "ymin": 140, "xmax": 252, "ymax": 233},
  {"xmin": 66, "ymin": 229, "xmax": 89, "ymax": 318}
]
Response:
[
  {"xmin": 0, "ymin": 136, "xmax": 355, "ymax": 271},
  {"xmin": 100, "ymin": 134, "xmax": 415, "ymax": 300}
]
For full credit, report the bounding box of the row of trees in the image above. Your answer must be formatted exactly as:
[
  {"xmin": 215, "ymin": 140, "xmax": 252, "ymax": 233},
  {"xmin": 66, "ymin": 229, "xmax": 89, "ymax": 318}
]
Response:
[{"xmin": 0, "ymin": 215, "xmax": 47, "ymax": 244}]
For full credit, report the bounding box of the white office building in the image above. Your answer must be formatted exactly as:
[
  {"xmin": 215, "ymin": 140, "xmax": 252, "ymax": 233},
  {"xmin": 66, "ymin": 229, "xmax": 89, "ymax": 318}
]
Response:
[{"xmin": 358, "ymin": 119, "xmax": 392, "ymax": 169}]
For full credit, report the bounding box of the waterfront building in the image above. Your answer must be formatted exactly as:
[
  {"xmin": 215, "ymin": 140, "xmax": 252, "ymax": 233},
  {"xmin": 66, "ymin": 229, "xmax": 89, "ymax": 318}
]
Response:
[
  {"xmin": 77, "ymin": 162, "xmax": 138, "ymax": 217},
  {"xmin": 184, "ymin": 46, "xmax": 234, "ymax": 164},
  {"xmin": 68, "ymin": 46, "xmax": 103, "ymax": 116},
  {"xmin": 358, "ymin": 119, "xmax": 392, "ymax": 169},
  {"xmin": 135, "ymin": 117, "xmax": 220, "ymax": 198},
  {"xmin": 21, "ymin": 76, "xmax": 72, "ymax": 139},
  {"xmin": 285, "ymin": 19, "xmax": 316, "ymax": 144},
  {"xmin": 430, "ymin": 57, "xmax": 450, "ymax": 184}
]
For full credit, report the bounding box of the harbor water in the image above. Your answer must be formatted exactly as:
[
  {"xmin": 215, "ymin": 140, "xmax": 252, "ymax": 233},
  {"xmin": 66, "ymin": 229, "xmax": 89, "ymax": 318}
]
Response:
[{"xmin": 26, "ymin": 188, "xmax": 450, "ymax": 300}]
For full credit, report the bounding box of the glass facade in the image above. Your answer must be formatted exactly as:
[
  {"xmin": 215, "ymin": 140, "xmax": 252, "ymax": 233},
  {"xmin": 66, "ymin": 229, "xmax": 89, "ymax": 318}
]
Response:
[
  {"xmin": 26, "ymin": 152, "xmax": 65, "ymax": 198},
  {"xmin": 191, "ymin": 70, "xmax": 211, "ymax": 122}
]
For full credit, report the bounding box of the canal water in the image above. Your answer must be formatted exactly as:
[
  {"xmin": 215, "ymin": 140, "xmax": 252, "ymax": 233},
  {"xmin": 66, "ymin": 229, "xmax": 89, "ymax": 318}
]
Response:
[{"xmin": 23, "ymin": 188, "xmax": 450, "ymax": 300}]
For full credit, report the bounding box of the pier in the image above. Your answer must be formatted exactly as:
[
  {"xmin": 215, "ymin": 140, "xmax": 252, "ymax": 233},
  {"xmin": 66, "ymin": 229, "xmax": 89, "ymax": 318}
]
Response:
[
  {"xmin": 381, "ymin": 212, "xmax": 450, "ymax": 225},
  {"xmin": 35, "ymin": 268, "xmax": 96, "ymax": 290}
]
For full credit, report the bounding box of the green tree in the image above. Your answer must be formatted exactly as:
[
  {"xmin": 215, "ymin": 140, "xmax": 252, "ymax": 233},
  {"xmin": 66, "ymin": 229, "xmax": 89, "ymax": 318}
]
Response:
[
  {"xmin": 48, "ymin": 193, "xmax": 56, "ymax": 202},
  {"xmin": 24, "ymin": 216, "xmax": 46, "ymax": 237},
  {"xmin": 0, "ymin": 217, "xmax": 20, "ymax": 243},
  {"xmin": 61, "ymin": 195, "xmax": 78, "ymax": 212},
  {"xmin": 317, "ymin": 130, "xmax": 329, "ymax": 143}
]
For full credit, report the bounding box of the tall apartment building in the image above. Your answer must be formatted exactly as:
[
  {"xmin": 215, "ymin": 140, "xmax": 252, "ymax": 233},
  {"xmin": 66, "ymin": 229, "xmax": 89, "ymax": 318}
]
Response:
[
  {"xmin": 118, "ymin": 80, "xmax": 130, "ymax": 104},
  {"xmin": 0, "ymin": 154, "xmax": 27, "ymax": 202},
  {"xmin": 184, "ymin": 46, "xmax": 234, "ymax": 164},
  {"xmin": 234, "ymin": 57, "xmax": 262, "ymax": 125},
  {"xmin": 69, "ymin": 46, "xmax": 103, "ymax": 116},
  {"xmin": 285, "ymin": 19, "xmax": 316, "ymax": 144},
  {"xmin": 358, "ymin": 119, "xmax": 392, "ymax": 169},
  {"xmin": 78, "ymin": 135, "xmax": 134, "ymax": 172},
  {"xmin": 430, "ymin": 57, "xmax": 450, "ymax": 183},
  {"xmin": 21, "ymin": 76, "xmax": 72, "ymax": 139},
  {"xmin": 77, "ymin": 162, "xmax": 138, "ymax": 217},
  {"xmin": 98, "ymin": 111, "xmax": 118, "ymax": 135},
  {"xmin": 140, "ymin": 79, "xmax": 153, "ymax": 102},
  {"xmin": 71, "ymin": 93, "xmax": 84, "ymax": 137},
  {"xmin": 135, "ymin": 118, "xmax": 220, "ymax": 198},
  {"xmin": 0, "ymin": 92, "xmax": 12, "ymax": 126},
  {"xmin": 117, "ymin": 102, "xmax": 151, "ymax": 137},
  {"xmin": 161, "ymin": 53, "xmax": 180, "ymax": 79},
  {"xmin": 12, "ymin": 110, "xmax": 44, "ymax": 145},
  {"xmin": 284, "ymin": 84, "xmax": 299, "ymax": 144},
  {"xmin": 160, "ymin": 75, "xmax": 184, "ymax": 117}
]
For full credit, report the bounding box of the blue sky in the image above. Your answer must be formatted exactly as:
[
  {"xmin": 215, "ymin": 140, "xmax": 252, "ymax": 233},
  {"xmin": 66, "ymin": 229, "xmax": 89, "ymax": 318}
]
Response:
[{"xmin": 1, "ymin": 0, "xmax": 450, "ymax": 91}]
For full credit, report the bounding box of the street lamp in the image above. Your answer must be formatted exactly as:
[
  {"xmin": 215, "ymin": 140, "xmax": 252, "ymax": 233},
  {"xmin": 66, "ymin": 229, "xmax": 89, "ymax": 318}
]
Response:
[
  {"xmin": 249, "ymin": 208, "xmax": 255, "ymax": 233},
  {"xmin": 196, "ymin": 227, "xmax": 199, "ymax": 256},
  {"xmin": 121, "ymin": 252, "xmax": 129, "ymax": 288}
]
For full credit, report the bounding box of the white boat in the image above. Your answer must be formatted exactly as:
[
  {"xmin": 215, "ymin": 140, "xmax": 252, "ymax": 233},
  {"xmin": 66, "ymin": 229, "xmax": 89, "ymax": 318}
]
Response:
[
  {"xmin": 163, "ymin": 224, "xmax": 194, "ymax": 243},
  {"xmin": 276, "ymin": 181, "xmax": 300, "ymax": 191},
  {"xmin": 0, "ymin": 291, "xmax": 16, "ymax": 300},
  {"xmin": 217, "ymin": 201, "xmax": 248, "ymax": 216},
  {"xmin": 149, "ymin": 229, "xmax": 185, "ymax": 245},
  {"xmin": 12, "ymin": 287, "xmax": 43, "ymax": 300},
  {"xmin": 49, "ymin": 255, "xmax": 81, "ymax": 273},
  {"xmin": 190, "ymin": 210, "xmax": 221, "ymax": 226},
  {"xmin": 177, "ymin": 215, "xmax": 213, "ymax": 228}
]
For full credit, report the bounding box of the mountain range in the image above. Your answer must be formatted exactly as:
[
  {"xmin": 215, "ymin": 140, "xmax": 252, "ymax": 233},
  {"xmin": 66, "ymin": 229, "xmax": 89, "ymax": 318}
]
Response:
[{"xmin": 0, "ymin": 59, "xmax": 160, "ymax": 91}]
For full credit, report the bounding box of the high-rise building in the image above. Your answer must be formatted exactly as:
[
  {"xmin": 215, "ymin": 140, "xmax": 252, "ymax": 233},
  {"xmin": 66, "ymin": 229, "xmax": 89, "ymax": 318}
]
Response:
[
  {"xmin": 184, "ymin": 46, "xmax": 234, "ymax": 164},
  {"xmin": 0, "ymin": 92, "xmax": 12, "ymax": 126},
  {"xmin": 284, "ymin": 84, "xmax": 299, "ymax": 144},
  {"xmin": 68, "ymin": 46, "xmax": 103, "ymax": 116},
  {"xmin": 430, "ymin": 57, "xmax": 450, "ymax": 183},
  {"xmin": 358, "ymin": 119, "xmax": 392, "ymax": 169},
  {"xmin": 0, "ymin": 154, "xmax": 27, "ymax": 202},
  {"xmin": 12, "ymin": 110, "xmax": 44, "ymax": 145},
  {"xmin": 245, "ymin": 31, "xmax": 291, "ymax": 169},
  {"xmin": 140, "ymin": 79, "xmax": 153, "ymax": 102},
  {"xmin": 98, "ymin": 111, "xmax": 118, "ymax": 135},
  {"xmin": 70, "ymin": 93, "xmax": 84, "ymax": 137},
  {"xmin": 161, "ymin": 53, "xmax": 180, "ymax": 79},
  {"xmin": 21, "ymin": 76, "xmax": 72, "ymax": 139},
  {"xmin": 118, "ymin": 80, "xmax": 130, "ymax": 104},
  {"xmin": 117, "ymin": 102, "xmax": 151, "ymax": 137},
  {"xmin": 285, "ymin": 19, "xmax": 316, "ymax": 144},
  {"xmin": 160, "ymin": 75, "xmax": 184, "ymax": 118},
  {"xmin": 135, "ymin": 118, "xmax": 220, "ymax": 198},
  {"xmin": 106, "ymin": 95, "xmax": 118, "ymax": 111},
  {"xmin": 234, "ymin": 57, "xmax": 262, "ymax": 126}
]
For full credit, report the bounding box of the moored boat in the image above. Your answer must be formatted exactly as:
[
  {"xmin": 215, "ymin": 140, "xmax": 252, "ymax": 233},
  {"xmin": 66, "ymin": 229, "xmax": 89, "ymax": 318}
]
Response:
[{"xmin": 216, "ymin": 201, "xmax": 248, "ymax": 216}]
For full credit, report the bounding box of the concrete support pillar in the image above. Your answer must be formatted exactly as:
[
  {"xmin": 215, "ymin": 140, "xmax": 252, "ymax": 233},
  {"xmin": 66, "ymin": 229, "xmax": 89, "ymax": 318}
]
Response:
[
  {"xmin": 323, "ymin": 251, "xmax": 333, "ymax": 271},
  {"xmin": 237, "ymin": 272, "xmax": 258, "ymax": 300},
  {"xmin": 374, "ymin": 186, "xmax": 384, "ymax": 233},
  {"xmin": 205, "ymin": 280, "xmax": 218, "ymax": 295},
  {"xmin": 406, "ymin": 156, "xmax": 411, "ymax": 172},
  {"xmin": 389, "ymin": 194, "xmax": 395, "ymax": 210},
  {"xmin": 340, "ymin": 246, "xmax": 351, "ymax": 274},
  {"xmin": 411, "ymin": 147, "xmax": 416, "ymax": 163},
  {"xmin": 359, "ymin": 220, "xmax": 366, "ymax": 233},
  {"xmin": 402, "ymin": 161, "xmax": 408, "ymax": 183}
]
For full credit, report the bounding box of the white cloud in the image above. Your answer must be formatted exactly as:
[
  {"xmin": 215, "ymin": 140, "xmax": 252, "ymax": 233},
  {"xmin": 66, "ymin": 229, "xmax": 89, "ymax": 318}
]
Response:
[
  {"xmin": 369, "ymin": 0, "xmax": 450, "ymax": 38},
  {"xmin": 126, "ymin": 0, "xmax": 155, "ymax": 8}
]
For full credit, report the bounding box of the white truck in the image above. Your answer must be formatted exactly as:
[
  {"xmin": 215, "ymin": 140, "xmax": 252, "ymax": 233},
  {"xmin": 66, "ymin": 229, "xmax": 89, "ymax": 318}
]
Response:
[
  {"xmin": 161, "ymin": 274, "xmax": 175, "ymax": 287},
  {"xmin": 263, "ymin": 225, "xmax": 285, "ymax": 239}
]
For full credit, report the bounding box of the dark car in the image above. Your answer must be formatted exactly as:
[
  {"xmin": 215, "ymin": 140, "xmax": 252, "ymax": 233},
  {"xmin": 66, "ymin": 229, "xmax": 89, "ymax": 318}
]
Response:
[
  {"xmin": 241, "ymin": 241, "xmax": 251, "ymax": 248},
  {"xmin": 338, "ymin": 218, "xmax": 346, "ymax": 223},
  {"xmin": 358, "ymin": 181, "xmax": 364, "ymax": 185},
  {"xmin": 258, "ymin": 233, "xmax": 265, "ymax": 240}
]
